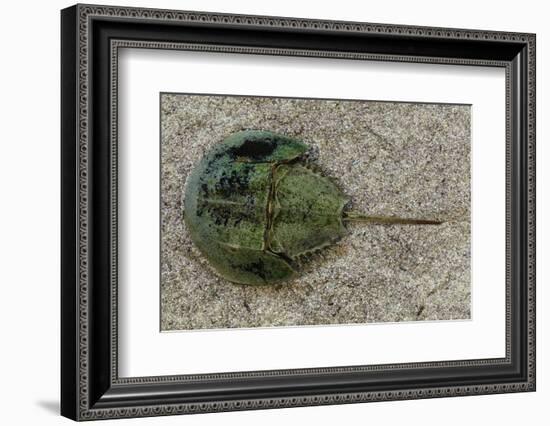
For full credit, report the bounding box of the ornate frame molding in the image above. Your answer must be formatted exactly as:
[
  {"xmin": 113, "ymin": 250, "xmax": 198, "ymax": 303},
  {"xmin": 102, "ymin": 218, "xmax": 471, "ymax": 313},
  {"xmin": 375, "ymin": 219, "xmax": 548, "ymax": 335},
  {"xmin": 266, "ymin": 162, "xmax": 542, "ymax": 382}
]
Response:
[{"xmin": 61, "ymin": 4, "xmax": 535, "ymax": 421}]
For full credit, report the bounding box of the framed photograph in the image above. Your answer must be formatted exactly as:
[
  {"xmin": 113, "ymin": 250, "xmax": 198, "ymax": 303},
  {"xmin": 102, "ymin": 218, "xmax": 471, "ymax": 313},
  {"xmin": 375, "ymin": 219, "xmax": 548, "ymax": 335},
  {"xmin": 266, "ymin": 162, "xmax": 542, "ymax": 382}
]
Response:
[{"xmin": 61, "ymin": 4, "xmax": 536, "ymax": 421}]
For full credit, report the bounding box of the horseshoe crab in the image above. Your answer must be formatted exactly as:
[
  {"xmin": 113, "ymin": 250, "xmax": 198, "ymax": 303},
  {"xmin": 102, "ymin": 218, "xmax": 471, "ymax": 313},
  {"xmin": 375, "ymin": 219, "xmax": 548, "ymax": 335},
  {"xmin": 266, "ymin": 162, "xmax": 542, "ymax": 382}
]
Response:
[{"xmin": 184, "ymin": 130, "xmax": 441, "ymax": 285}]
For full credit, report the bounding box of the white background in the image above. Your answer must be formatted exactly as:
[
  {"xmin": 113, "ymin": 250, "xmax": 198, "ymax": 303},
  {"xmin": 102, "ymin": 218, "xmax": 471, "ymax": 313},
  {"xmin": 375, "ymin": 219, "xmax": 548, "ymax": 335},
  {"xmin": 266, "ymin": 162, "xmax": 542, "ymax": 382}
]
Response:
[
  {"xmin": 0, "ymin": 0, "xmax": 547, "ymax": 425},
  {"xmin": 119, "ymin": 50, "xmax": 505, "ymax": 376}
]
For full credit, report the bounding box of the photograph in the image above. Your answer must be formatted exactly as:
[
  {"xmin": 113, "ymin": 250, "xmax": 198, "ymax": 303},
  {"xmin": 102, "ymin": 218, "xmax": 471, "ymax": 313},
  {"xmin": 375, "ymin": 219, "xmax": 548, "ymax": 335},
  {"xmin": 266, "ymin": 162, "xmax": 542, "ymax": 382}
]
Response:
[{"xmin": 160, "ymin": 94, "xmax": 471, "ymax": 331}]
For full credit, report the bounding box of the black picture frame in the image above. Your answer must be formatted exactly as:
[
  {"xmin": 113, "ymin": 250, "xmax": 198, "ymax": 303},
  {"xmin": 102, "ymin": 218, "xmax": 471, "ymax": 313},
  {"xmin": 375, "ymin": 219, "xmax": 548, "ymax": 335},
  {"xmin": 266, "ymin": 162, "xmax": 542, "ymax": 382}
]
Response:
[{"xmin": 61, "ymin": 4, "xmax": 536, "ymax": 421}]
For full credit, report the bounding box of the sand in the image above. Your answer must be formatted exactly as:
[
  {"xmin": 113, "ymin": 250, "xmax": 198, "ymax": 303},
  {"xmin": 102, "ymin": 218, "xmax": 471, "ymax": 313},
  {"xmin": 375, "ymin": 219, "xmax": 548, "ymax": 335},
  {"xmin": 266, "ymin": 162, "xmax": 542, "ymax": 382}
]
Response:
[{"xmin": 160, "ymin": 94, "xmax": 471, "ymax": 331}]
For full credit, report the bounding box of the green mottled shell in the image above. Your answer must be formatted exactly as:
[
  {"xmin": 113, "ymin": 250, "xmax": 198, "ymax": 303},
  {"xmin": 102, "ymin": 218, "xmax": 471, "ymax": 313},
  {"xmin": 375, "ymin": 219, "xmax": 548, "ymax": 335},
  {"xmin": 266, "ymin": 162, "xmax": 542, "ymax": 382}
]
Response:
[{"xmin": 184, "ymin": 130, "xmax": 348, "ymax": 285}]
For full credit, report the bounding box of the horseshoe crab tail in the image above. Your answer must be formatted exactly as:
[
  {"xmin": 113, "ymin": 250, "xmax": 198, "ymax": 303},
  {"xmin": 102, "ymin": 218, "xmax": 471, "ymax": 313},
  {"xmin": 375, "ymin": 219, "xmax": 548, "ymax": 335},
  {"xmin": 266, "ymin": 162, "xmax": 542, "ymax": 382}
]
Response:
[{"xmin": 343, "ymin": 211, "xmax": 442, "ymax": 225}]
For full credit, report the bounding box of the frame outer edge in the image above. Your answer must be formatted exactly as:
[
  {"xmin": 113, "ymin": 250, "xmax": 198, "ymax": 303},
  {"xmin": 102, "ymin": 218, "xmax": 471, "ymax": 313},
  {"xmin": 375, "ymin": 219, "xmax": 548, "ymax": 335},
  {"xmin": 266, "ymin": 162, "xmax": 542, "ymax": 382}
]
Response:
[
  {"xmin": 61, "ymin": 4, "xmax": 80, "ymax": 422},
  {"xmin": 527, "ymin": 33, "xmax": 535, "ymax": 390}
]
